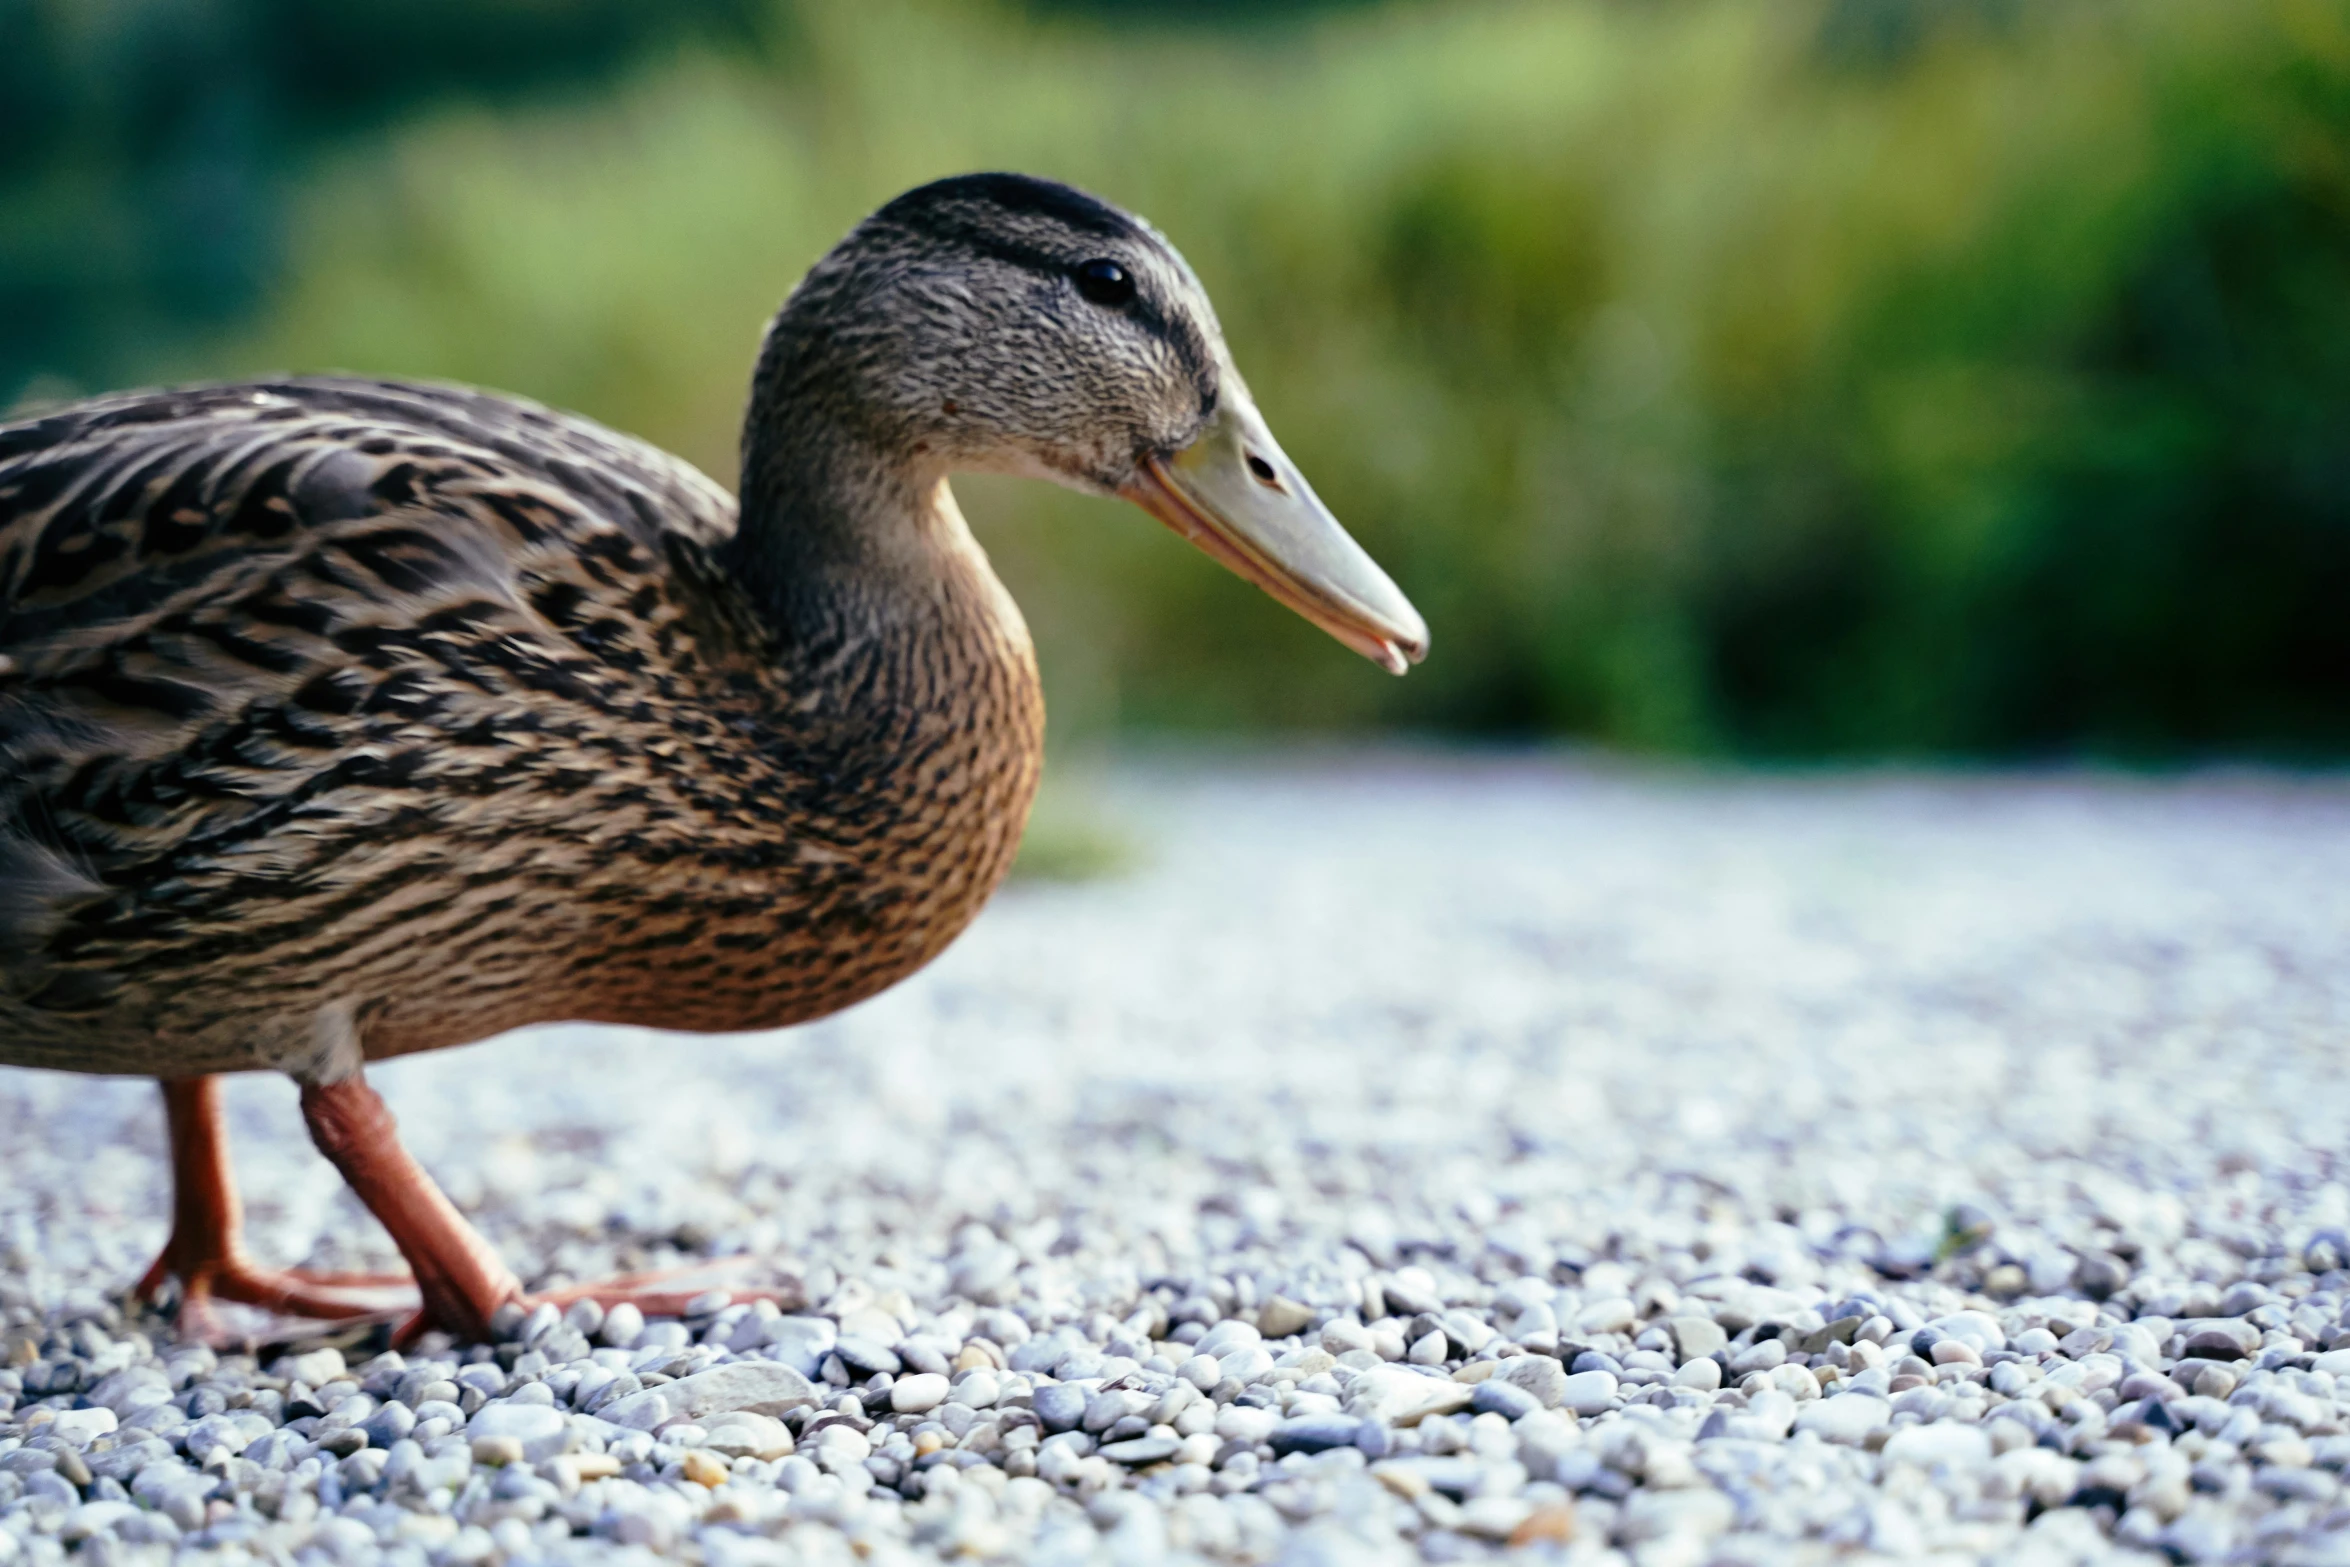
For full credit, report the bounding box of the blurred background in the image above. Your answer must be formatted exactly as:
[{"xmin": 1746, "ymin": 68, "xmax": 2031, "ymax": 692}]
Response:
[{"xmin": 5, "ymin": 0, "xmax": 2346, "ymax": 761}]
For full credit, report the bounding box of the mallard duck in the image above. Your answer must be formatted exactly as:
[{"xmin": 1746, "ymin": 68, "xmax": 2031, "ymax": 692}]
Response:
[{"xmin": 0, "ymin": 173, "xmax": 1426, "ymax": 1343}]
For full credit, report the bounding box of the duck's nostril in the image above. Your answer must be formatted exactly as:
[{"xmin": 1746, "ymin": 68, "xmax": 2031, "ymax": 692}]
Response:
[{"xmin": 1245, "ymin": 452, "xmax": 1282, "ymax": 489}]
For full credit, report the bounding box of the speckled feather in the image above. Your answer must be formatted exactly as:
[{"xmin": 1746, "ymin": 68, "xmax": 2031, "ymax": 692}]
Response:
[{"xmin": 0, "ymin": 375, "xmax": 1041, "ymax": 1076}]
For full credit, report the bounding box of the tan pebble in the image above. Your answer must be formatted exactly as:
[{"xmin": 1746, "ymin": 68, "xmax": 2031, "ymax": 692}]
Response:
[
  {"xmin": 1930, "ymin": 1339, "xmax": 1981, "ymax": 1367},
  {"xmin": 1370, "ymin": 1461, "xmax": 1429, "ymax": 1499},
  {"xmin": 1257, "ymin": 1295, "xmax": 1315, "ymax": 1339},
  {"xmin": 680, "ymin": 1449, "xmax": 729, "ymax": 1487},
  {"xmin": 2194, "ymin": 1365, "xmax": 2237, "ymax": 1399},
  {"xmin": 953, "ymin": 1345, "xmax": 994, "ymax": 1373},
  {"xmin": 913, "ymin": 1430, "xmax": 945, "ymax": 1456},
  {"xmin": 1450, "ymin": 1361, "xmax": 1499, "ymax": 1384},
  {"xmin": 1510, "ymin": 1505, "xmax": 1575, "ymax": 1546},
  {"xmin": 1984, "ymin": 1264, "xmax": 2029, "ymax": 1299},
  {"xmin": 571, "ymin": 1454, "xmax": 622, "ymax": 1482},
  {"xmin": 470, "ymin": 1436, "xmax": 524, "ymax": 1467},
  {"xmin": 2256, "ymin": 1435, "xmax": 2314, "ymax": 1469},
  {"xmin": 702, "ymin": 1412, "xmax": 795, "ymax": 1461}
]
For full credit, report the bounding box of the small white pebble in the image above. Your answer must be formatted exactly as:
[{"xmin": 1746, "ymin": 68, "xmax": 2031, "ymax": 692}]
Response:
[{"xmin": 891, "ymin": 1373, "xmax": 950, "ymax": 1414}]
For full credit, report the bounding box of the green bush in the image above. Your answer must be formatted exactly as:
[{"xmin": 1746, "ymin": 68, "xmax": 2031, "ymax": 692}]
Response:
[
  {"xmin": 0, "ymin": 0, "xmax": 758, "ymax": 398},
  {"xmin": 28, "ymin": 0, "xmax": 2350, "ymax": 757}
]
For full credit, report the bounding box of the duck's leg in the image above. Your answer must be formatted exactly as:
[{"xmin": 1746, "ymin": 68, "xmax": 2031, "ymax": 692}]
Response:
[
  {"xmin": 137, "ymin": 1076, "xmax": 413, "ymax": 1342},
  {"xmin": 298, "ymin": 1073, "xmax": 521, "ymax": 1345},
  {"xmin": 300, "ymin": 1070, "xmax": 789, "ymax": 1344}
]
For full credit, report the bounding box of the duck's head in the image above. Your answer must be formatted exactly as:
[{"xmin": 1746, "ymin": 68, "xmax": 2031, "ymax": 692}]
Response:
[{"xmin": 763, "ymin": 172, "xmax": 1428, "ymax": 674}]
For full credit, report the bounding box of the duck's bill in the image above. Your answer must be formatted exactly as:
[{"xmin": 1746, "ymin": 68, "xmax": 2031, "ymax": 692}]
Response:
[{"xmin": 1118, "ymin": 397, "xmax": 1429, "ymax": 675}]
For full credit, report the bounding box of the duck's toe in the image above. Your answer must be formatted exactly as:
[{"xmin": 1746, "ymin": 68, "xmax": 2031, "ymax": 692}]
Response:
[
  {"xmin": 142, "ymin": 1261, "xmax": 416, "ymax": 1350},
  {"xmin": 514, "ymin": 1256, "xmax": 790, "ymax": 1329}
]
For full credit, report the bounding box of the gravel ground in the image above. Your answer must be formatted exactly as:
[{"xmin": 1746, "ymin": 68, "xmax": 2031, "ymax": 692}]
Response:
[{"xmin": 5, "ymin": 750, "xmax": 2350, "ymax": 1567}]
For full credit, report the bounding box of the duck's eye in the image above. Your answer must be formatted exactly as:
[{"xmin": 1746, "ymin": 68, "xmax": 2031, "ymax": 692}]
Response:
[{"xmin": 1074, "ymin": 259, "xmax": 1135, "ymax": 308}]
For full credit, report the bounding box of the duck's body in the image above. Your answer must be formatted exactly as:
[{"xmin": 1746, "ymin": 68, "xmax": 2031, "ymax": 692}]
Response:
[
  {"xmin": 0, "ymin": 173, "xmax": 1423, "ymax": 1342},
  {"xmin": 0, "ymin": 376, "xmax": 1039, "ymax": 1079}
]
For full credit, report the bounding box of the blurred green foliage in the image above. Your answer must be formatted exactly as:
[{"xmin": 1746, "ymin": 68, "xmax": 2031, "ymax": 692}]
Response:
[
  {"xmin": 7, "ymin": 0, "xmax": 2347, "ymax": 758},
  {"xmin": 0, "ymin": 0, "xmax": 758, "ymax": 396}
]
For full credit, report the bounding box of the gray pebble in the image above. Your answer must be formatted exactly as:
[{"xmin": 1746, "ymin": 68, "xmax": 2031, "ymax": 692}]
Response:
[
  {"xmin": 833, "ymin": 1335, "xmax": 901, "ymax": 1375},
  {"xmin": 1098, "ymin": 1435, "xmax": 1181, "ymax": 1465},
  {"xmin": 1495, "ymin": 1355, "xmax": 1568, "ymax": 1408},
  {"xmin": 359, "ymin": 1402, "xmax": 415, "ymax": 1449},
  {"xmin": 1033, "ymin": 1383, "xmax": 1088, "ymax": 1433},
  {"xmin": 1469, "ymin": 1378, "xmax": 1541, "ymax": 1420},
  {"xmin": 1268, "ymin": 1415, "xmax": 1363, "ymax": 1455}
]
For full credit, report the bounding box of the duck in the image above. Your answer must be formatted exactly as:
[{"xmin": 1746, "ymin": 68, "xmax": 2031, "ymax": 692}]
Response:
[{"xmin": 0, "ymin": 173, "xmax": 1427, "ymax": 1344}]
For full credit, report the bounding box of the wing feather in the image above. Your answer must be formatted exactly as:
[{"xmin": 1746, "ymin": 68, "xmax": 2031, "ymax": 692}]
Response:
[{"xmin": 0, "ymin": 376, "xmax": 741, "ymax": 1023}]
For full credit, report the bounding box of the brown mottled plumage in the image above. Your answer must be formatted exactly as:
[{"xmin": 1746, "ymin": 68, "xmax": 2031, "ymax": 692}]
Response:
[
  {"xmin": 0, "ymin": 173, "xmax": 1425, "ymax": 1340},
  {"xmin": 0, "ymin": 376, "xmax": 1038, "ymax": 1076}
]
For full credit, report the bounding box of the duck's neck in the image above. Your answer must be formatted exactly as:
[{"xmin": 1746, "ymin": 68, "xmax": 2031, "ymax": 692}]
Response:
[
  {"xmin": 723, "ymin": 340, "xmax": 1029, "ymax": 700},
  {"xmin": 723, "ymin": 368, "xmax": 1001, "ymax": 676},
  {"xmin": 636, "ymin": 321, "xmax": 1043, "ymax": 1033}
]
